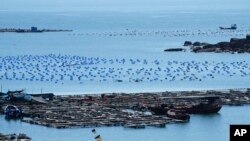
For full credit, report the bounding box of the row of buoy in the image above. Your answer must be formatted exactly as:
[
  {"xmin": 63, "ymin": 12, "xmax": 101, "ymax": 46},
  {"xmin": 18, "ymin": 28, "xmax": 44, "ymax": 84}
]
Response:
[
  {"xmin": 68, "ymin": 28, "xmax": 250, "ymax": 38},
  {"xmin": 0, "ymin": 55, "xmax": 250, "ymax": 84}
]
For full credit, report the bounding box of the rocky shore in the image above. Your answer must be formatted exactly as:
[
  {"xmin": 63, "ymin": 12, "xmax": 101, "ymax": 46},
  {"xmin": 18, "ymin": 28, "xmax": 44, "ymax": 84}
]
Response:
[
  {"xmin": 184, "ymin": 35, "xmax": 250, "ymax": 53},
  {"xmin": 1, "ymin": 88, "xmax": 250, "ymax": 129},
  {"xmin": 164, "ymin": 48, "xmax": 186, "ymax": 52}
]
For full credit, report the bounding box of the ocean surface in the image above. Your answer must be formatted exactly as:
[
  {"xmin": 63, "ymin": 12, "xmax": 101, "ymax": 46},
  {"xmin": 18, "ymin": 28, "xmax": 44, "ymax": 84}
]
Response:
[
  {"xmin": 1, "ymin": 0, "xmax": 250, "ymax": 94},
  {"xmin": 1, "ymin": 0, "xmax": 250, "ymax": 141}
]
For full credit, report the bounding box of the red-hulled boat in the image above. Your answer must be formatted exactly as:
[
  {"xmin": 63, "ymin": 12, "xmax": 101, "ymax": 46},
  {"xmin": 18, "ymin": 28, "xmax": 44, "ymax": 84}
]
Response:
[{"xmin": 174, "ymin": 96, "xmax": 222, "ymax": 114}]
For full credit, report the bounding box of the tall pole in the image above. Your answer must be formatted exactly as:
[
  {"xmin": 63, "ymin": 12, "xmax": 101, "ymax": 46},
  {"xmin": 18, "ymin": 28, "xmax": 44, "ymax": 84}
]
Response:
[{"xmin": 1, "ymin": 84, "xmax": 2, "ymax": 93}]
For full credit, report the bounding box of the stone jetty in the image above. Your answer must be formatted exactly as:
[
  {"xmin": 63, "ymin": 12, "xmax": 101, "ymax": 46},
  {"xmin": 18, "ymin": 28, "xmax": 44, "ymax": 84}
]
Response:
[
  {"xmin": 1, "ymin": 88, "xmax": 250, "ymax": 129},
  {"xmin": 185, "ymin": 35, "xmax": 250, "ymax": 53}
]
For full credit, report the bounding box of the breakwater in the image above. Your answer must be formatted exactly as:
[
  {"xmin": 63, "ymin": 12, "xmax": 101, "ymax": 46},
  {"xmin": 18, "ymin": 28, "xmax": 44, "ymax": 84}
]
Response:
[{"xmin": 1, "ymin": 88, "xmax": 250, "ymax": 129}]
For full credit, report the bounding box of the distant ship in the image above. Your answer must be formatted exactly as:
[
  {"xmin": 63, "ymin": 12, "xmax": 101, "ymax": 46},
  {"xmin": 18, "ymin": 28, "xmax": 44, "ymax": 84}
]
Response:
[{"xmin": 219, "ymin": 24, "xmax": 237, "ymax": 30}]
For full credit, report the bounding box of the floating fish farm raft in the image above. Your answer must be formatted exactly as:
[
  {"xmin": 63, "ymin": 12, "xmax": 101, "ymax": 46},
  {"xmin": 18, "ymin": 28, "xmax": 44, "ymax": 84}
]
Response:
[
  {"xmin": 1, "ymin": 89, "xmax": 250, "ymax": 129},
  {"xmin": 0, "ymin": 133, "xmax": 31, "ymax": 141}
]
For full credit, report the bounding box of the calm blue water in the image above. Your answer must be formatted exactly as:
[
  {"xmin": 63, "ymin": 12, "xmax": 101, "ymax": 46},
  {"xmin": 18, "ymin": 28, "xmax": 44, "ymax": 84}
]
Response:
[
  {"xmin": 1, "ymin": 7, "xmax": 250, "ymax": 94},
  {"xmin": 1, "ymin": 1, "xmax": 250, "ymax": 94},
  {"xmin": 1, "ymin": 0, "xmax": 250, "ymax": 141},
  {"xmin": 0, "ymin": 105, "xmax": 250, "ymax": 141}
]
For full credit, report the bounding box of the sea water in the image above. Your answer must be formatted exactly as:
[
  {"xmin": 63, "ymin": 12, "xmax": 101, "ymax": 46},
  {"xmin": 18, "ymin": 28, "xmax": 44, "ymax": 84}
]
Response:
[
  {"xmin": 1, "ymin": 0, "xmax": 250, "ymax": 140},
  {"xmin": 1, "ymin": 0, "xmax": 250, "ymax": 94}
]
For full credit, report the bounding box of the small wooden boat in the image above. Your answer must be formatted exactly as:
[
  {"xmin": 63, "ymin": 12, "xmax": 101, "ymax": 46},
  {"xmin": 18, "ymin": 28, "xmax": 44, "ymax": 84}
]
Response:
[
  {"xmin": 4, "ymin": 105, "xmax": 22, "ymax": 118},
  {"xmin": 166, "ymin": 109, "xmax": 190, "ymax": 121}
]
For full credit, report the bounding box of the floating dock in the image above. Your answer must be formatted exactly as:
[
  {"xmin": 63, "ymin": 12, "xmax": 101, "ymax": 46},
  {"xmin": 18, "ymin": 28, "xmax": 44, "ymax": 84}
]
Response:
[{"xmin": 1, "ymin": 88, "xmax": 250, "ymax": 129}]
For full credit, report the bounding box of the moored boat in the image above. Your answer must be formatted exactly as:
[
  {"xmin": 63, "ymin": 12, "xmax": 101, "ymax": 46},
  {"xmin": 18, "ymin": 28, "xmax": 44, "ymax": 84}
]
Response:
[
  {"xmin": 219, "ymin": 24, "xmax": 237, "ymax": 30},
  {"xmin": 166, "ymin": 109, "xmax": 190, "ymax": 121},
  {"xmin": 174, "ymin": 96, "xmax": 222, "ymax": 114},
  {"xmin": 149, "ymin": 96, "xmax": 223, "ymax": 115},
  {"xmin": 4, "ymin": 105, "xmax": 23, "ymax": 118}
]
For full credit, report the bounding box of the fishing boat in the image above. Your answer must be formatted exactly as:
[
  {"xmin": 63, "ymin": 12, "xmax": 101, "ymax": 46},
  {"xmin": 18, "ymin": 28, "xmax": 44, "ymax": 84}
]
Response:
[
  {"xmin": 149, "ymin": 96, "xmax": 222, "ymax": 115},
  {"xmin": 174, "ymin": 96, "xmax": 222, "ymax": 114},
  {"xmin": 7, "ymin": 90, "xmax": 26, "ymax": 100},
  {"xmin": 6, "ymin": 89, "xmax": 34, "ymax": 101},
  {"xmin": 219, "ymin": 24, "xmax": 237, "ymax": 30},
  {"xmin": 4, "ymin": 105, "xmax": 23, "ymax": 118},
  {"xmin": 166, "ymin": 109, "xmax": 190, "ymax": 121}
]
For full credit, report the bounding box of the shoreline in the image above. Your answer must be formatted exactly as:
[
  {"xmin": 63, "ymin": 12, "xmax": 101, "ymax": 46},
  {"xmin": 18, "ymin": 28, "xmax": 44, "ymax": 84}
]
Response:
[{"xmin": 185, "ymin": 35, "xmax": 250, "ymax": 53}]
